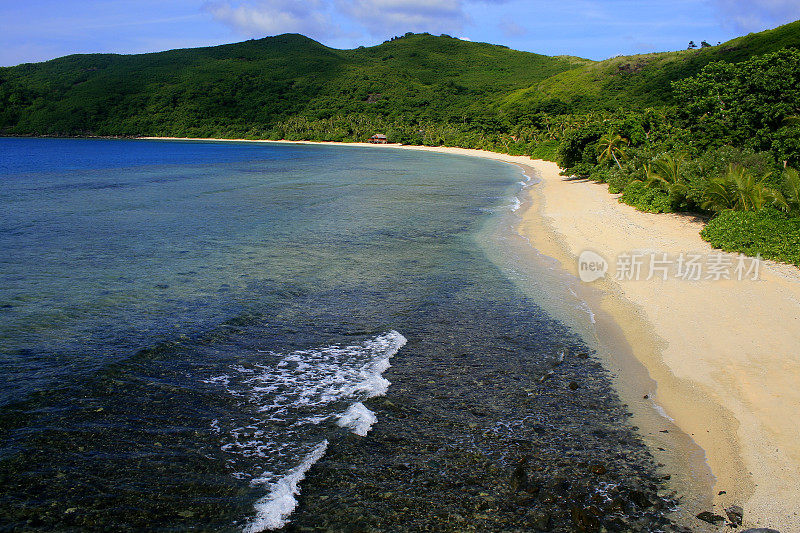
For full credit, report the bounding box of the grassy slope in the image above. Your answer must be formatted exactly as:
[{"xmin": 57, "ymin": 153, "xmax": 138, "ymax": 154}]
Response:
[
  {"xmin": 0, "ymin": 34, "xmax": 591, "ymax": 137},
  {"xmin": 502, "ymin": 19, "xmax": 800, "ymax": 111}
]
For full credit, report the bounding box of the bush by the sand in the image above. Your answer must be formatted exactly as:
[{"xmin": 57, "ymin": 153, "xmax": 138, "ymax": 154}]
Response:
[
  {"xmin": 699, "ymin": 163, "xmax": 779, "ymax": 213},
  {"xmin": 683, "ymin": 146, "xmax": 779, "ymax": 204},
  {"xmin": 773, "ymin": 167, "xmax": 800, "ymax": 215},
  {"xmin": 529, "ymin": 139, "xmax": 560, "ymax": 162},
  {"xmin": 701, "ymin": 208, "xmax": 800, "ymax": 266},
  {"xmin": 619, "ymin": 180, "xmax": 677, "ymax": 213}
]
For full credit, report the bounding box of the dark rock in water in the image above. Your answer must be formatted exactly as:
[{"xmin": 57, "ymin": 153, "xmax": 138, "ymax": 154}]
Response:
[
  {"xmin": 571, "ymin": 505, "xmax": 600, "ymax": 532},
  {"xmin": 280, "ymin": 328, "xmax": 677, "ymax": 532},
  {"xmin": 527, "ymin": 510, "xmax": 551, "ymax": 531},
  {"xmin": 588, "ymin": 463, "xmax": 606, "ymax": 475},
  {"xmin": 509, "ymin": 457, "xmax": 528, "ymax": 492},
  {"xmin": 725, "ymin": 504, "xmax": 743, "ymax": 526},
  {"xmin": 568, "ymin": 381, "xmax": 579, "ymax": 390},
  {"xmin": 627, "ymin": 489, "xmax": 652, "ymax": 508},
  {"xmin": 696, "ymin": 511, "xmax": 726, "ymax": 524},
  {"xmin": 740, "ymin": 529, "xmax": 780, "ymax": 533}
]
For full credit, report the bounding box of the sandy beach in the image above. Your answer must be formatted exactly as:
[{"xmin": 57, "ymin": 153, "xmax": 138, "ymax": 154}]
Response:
[
  {"xmin": 144, "ymin": 138, "xmax": 800, "ymax": 530},
  {"xmin": 514, "ymin": 160, "xmax": 800, "ymax": 531}
]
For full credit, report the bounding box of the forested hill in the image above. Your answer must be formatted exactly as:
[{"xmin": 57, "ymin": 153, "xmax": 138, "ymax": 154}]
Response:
[
  {"xmin": 506, "ymin": 18, "xmax": 800, "ymax": 112},
  {"xmin": 1, "ymin": 20, "xmax": 798, "ymax": 141},
  {"xmin": 0, "ymin": 33, "xmax": 589, "ymax": 138}
]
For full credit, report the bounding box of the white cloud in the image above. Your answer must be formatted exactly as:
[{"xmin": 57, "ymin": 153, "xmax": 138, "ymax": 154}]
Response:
[
  {"xmin": 205, "ymin": 0, "xmax": 510, "ymax": 41},
  {"xmin": 709, "ymin": 0, "xmax": 800, "ymax": 32},
  {"xmin": 204, "ymin": 0, "xmax": 334, "ymax": 38},
  {"xmin": 337, "ymin": 0, "xmax": 465, "ymax": 36}
]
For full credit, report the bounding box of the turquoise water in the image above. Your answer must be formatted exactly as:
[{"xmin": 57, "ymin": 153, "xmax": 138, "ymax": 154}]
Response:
[{"xmin": 0, "ymin": 138, "xmax": 673, "ymax": 531}]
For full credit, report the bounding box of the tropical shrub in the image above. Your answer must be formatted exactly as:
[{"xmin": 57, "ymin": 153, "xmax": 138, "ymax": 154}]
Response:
[
  {"xmin": 644, "ymin": 153, "xmax": 687, "ymax": 197},
  {"xmin": 772, "ymin": 167, "xmax": 800, "ymax": 215},
  {"xmin": 619, "ymin": 180, "xmax": 676, "ymax": 213},
  {"xmin": 699, "ymin": 164, "xmax": 776, "ymax": 212},
  {"xmin": 701, "ymin": 208, "xmax": 800, "ymax": 266},
  {"xmin": 557, "ymin": 123, "xmax": 605, "ymax": 175},
  {"xmin": 528, "ymin": 140, "xmax": 560, "ymax": 161},
  {"xmin": 606, "ymin": 166, "xmax": 640, "ymax": 194}
]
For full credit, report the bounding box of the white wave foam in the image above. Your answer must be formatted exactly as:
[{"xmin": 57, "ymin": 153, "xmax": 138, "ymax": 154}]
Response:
[
  {"xmin": 510, "ymin": 196, "xmax": 522, "ymax": 212},
  {"xmin": 205, "ymin": 331, "xmax": 407, "ymax": 530},
  {"xmin": 243, "ymin": 440, "xmax": 328, "ymax": 533},
  {"xmin": 336, "ymin": 402, "xmax": 378, "ymax": 436},
  {"xmin": 568, "ymin": 288, "xmax": 596, "ymax": 324},
  {"xmin": 651, "ymin": 400, "xmax": 675, "ymax": 422}
]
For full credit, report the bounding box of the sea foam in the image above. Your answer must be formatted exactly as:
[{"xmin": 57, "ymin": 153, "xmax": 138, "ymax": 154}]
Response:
[
  {"xmin": 336, "ymin": 402, "xmax": 378, "ymax": 436},
  {"xmin": 242, "ymin": 440, "xmax": 328, "ymax": 533},
  {"xmin": 203, "ymin": 331, "xmax": 406, "ymax": 531}
]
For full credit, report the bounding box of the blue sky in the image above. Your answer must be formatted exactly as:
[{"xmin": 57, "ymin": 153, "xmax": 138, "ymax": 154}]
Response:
[{"xmin": 2, "ymin": 0, "xmax": 800, "ymax": 66}]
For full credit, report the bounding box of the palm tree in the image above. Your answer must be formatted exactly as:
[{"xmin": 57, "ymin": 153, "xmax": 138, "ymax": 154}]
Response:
[
  {"xmin": 771, "ymin": 167, "xmax": 800, "ymax": 215},
  {"xmin": 644, "ymin": 154, "xmax": 686, "ymax": 197},
  {"xmin": 596, "ymin": 133, "xmax": 629, "ymax": 170},
  {"xmin": 701, "ymin": 164, "xmax": 774, "ymax": 212}
]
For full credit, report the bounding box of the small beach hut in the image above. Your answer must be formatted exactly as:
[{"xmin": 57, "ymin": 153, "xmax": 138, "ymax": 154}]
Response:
[{"xmin": 369, "ymin": 134, "xmax": 388, "ymax": 144}]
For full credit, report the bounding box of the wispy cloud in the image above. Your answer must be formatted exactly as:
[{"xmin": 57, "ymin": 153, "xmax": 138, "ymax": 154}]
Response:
[
  {"xmin": 337, "ymin": 0, "xmax": 464, "ymax": 36},
  {"xmin": 709, "ymin": 0, "xmax": 800, "ymax": 32},
  {"xmin": 498, "ymin": 18, "xmax": 527, "ymax": 38},
  {"xmin": 204, "ymin": 0, "xmax": 336, "ymax": 38},
  {"xmin": 204, "ymin": 0, "xmax": 513, "ymax": 41}
]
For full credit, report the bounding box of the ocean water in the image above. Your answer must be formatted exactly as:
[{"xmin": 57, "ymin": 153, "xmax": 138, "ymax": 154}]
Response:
[{"xmin": 0, "ymin": 138, "xmax": 674, "ymax": 531}]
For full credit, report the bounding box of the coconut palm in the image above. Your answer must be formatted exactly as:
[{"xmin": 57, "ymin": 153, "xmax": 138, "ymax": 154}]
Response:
[
  {"xmin": 596, "ymin": 133, "xmax": 629, "ymax": 170},
  {"xmin": 701, "ymin": 164, "xmax": 774, "ymax": 212},
  {"xmin": 771, "ymin": 167, "xmax": 800, "ymax": 214},
  {"xmin": 783, "ymin": 167, "xmax": 800, "ymax": 213}
]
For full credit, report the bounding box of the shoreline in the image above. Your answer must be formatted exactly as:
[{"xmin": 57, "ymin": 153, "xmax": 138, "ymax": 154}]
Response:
[{"xmin": 141, "ymin": 137, "xmax": 800, "ymax": 529}]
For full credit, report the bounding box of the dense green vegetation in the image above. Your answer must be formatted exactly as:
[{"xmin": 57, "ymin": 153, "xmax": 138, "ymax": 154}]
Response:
[
  {"xmin": 2, "ymin": 21, "xmax": 800, "ymax": 265},
  {"xmin": 559, "ymin": 46, "xmax": 800, "ymax": 265},
  {"xmin": 0, "ymin": 32, "xmax": 588, "ymax": 140},
  {"xmin": 701, "ymin": 209, "xmax": 800, "ymax": 266}
]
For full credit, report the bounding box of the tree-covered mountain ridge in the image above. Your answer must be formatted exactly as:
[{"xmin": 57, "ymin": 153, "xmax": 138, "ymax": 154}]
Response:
[{"xmin": 1, "ymin": 20, "xmax": 798, "ymax": 140}]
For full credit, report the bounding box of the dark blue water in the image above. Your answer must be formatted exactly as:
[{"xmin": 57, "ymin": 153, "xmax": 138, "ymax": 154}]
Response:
[{"xmin": 0, "ymin": 138, "xmax": 674, "ymax": 532}]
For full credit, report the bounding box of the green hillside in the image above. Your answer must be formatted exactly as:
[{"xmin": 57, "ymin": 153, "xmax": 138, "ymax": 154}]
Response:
[
  {"xmin": 0, "ymin": 32, "xmax": 590, "ymax": 138},
  {"xmin": 503, "ymin": 19, "xmax": 800, "ymax": 112},
  {"xmin": 3, "ymin": 21, "xmax": 799, "ymax": 139}
]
